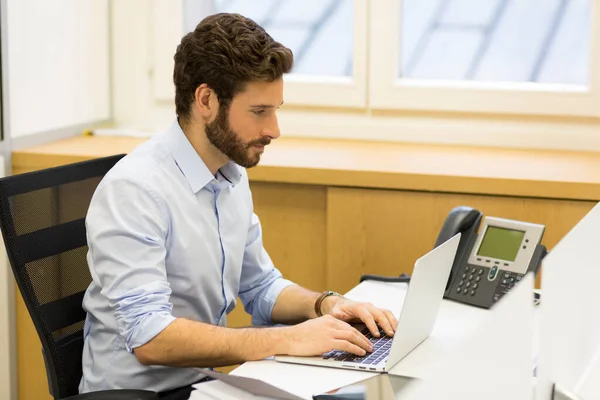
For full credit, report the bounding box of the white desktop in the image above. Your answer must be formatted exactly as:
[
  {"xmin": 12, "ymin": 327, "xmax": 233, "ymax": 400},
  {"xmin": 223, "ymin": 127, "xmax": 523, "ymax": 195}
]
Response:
[{"xmin": 191, "ymin": 202, "xmax": 600, "ymax": 400}]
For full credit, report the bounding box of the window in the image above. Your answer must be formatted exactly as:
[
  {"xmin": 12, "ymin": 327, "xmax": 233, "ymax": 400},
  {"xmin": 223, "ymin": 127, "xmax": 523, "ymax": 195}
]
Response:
[
  {"xmin": 151, "ymin": 0, "xmax": 599, "ymax": 116},
  {"xmin": 192, "ymin": 0, "xmax": 354, "ymax": 78},
  {"xmin": 153, "ymin": 0, "xmax": 367, "ymax": 108},
  {"xmin": 135, "ymin": 0, "xmax": 600, "ymax": 149},
  {"xmin": 370, "ymin": 0, "xmax": 600, "ymax": 116},
  {"xmin": 400, "ymin": 0, "xmax": 589, "ymax": 86}
]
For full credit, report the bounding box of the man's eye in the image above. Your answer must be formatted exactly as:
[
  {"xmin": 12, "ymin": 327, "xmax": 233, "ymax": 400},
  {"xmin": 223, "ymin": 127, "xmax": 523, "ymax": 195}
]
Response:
[{"xmin": 252, "ymin": 109, "xmax": 266, "ymax": 116}]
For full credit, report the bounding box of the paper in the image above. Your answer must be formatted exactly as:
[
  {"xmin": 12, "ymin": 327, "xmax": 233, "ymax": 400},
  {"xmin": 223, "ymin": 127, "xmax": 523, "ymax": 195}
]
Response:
[
  {"xmin": 231, "ymin": 360, "xmax": 374, "ymax": 399},
  {"xmin": 191, "ymin": 379, "xmax": 271, "ymax": 399},
  {"xmin": 199, "ymin": 369, "xmax": 304, "ymax": 400},
  {"xmin": 401, "ymin": 273, "xmax": 535, "ymax": 400},
  {"xmin": 536, "ymin": 202, "xmax": 600, "ymax": 400}
]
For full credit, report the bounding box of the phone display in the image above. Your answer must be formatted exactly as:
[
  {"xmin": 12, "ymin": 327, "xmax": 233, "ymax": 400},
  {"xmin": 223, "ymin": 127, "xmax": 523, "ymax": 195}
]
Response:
[{"xmin": 476, "ymin": 226, "xmax": 524, "ymax": 262}]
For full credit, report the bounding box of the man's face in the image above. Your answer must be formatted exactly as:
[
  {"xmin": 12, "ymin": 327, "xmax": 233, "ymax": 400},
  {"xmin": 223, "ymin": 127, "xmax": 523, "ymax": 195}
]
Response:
[{"xmin": 205, "ymin": 79, "xmax": 283, "ymax": 168}]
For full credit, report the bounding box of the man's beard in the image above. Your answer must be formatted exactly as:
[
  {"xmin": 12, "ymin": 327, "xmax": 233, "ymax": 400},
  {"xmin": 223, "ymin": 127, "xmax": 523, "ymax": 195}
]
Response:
[{"xmin": 205, "ymin": 105, "xmax": 271, "ymax": 168}]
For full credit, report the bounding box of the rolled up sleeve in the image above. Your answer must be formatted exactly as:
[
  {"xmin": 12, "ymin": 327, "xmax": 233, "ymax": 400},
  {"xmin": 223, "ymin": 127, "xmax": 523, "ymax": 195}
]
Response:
[
  {"xmin": 238, "ymin": 213, "xmax": 294, "ymax": 326},
  {"xmin": 87, "ymin": 178, "xmax": 175, "ymax": 352}
]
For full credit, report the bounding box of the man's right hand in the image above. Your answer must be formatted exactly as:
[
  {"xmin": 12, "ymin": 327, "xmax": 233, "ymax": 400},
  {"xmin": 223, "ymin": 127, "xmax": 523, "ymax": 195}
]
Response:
[{"xmin": 277, "ymin": 315, "xmax": 374, "ymax": 357}]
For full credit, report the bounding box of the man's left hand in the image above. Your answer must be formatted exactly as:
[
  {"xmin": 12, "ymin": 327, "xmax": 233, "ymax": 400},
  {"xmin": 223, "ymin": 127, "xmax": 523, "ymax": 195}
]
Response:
[{"xmin": 323, "ymin": 296, "xmax": 398, "ymax": 337}]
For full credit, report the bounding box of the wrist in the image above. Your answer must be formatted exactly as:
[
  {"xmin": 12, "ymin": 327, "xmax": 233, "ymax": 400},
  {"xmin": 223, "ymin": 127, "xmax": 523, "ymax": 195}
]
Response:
[
  {"xmin": 320, "ymin": 294, "xmax": 341, "ymax": 316},
  {"xmin": 314, "ymin": 291, "xmax": 343, "ymax": 317}
]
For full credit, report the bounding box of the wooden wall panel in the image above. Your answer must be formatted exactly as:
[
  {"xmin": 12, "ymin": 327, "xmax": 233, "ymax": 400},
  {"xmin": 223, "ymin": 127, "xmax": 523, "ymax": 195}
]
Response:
[
  {"xmin": 225, "ymin": 182, "xmax": 328, "ymax": 330},
  {"xmin": 251, "ymin": 183, "xmax": 327, "ymax": 293},
  {"xmin": 16, "ymin": 291, "xmax": 51, "ymax": 400},
  {"xmin": 326, "ymin": 187, "xmax": 595, "ymax": 294}
]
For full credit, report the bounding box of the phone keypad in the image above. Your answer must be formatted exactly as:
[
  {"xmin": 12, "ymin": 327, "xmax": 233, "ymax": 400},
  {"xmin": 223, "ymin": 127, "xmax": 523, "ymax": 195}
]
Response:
[
  {"xmin": 452, "ymin": 264, "xmax": 532, "ymax": 308},
  {"xmin": 492, "ymin": 271, "xmax": 524, "ymax": 302},
  {"xmin": 456, "ymin": 266, "xmax": 484, "ymax": 297}
]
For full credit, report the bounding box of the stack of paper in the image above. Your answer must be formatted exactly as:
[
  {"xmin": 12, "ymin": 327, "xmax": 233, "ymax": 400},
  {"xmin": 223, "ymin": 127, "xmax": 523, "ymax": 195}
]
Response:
[
  {"xmin": 191, "ymin": 369, "xmax": 305, "ymax": 399},
  {"xmin": 191, "ymin": 380, "xmax": 257, "ymax": 399}
]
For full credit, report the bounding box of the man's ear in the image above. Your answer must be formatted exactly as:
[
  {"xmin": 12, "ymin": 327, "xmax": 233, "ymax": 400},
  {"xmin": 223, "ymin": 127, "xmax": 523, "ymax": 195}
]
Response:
[{"xmin": 193, "ymin": 84, "xmax": 218, "ymax": 119}]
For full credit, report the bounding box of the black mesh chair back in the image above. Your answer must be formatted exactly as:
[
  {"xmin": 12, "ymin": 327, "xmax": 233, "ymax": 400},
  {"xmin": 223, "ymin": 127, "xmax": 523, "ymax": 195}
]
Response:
[{"xmin": 0, "ymin": 155, "xmax": 125, "ymax": 399}]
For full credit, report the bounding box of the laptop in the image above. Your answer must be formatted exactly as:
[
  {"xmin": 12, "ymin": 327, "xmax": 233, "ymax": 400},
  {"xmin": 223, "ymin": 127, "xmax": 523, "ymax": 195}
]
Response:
[{"xmin": 274, "ymin": 233, "xmax": 460, "ymax": 373}]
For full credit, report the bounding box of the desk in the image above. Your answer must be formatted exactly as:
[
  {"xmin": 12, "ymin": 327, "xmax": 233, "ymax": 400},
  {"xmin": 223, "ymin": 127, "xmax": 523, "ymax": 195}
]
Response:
[
  {"xmin": 193, "ymin": 280, "xmax": 493, "ymax": 399},
  {"xmin": 13, "ymin": 136, "xmax": 590, "ymax": 400},
  {"xmin": 12, "ymin": 135, "xmax": 600, "ymax": 200}
]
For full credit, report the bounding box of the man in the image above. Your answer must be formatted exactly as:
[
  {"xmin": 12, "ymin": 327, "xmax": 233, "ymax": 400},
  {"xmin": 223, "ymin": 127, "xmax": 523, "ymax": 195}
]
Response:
[{"xmin": 80, "ymin": 13, "xmax": 397, "ymax": 398}]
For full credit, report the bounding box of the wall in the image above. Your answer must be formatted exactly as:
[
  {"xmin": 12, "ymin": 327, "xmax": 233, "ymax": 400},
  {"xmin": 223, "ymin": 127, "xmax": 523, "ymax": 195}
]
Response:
[
  {"xmin": 7, "ymin": 0, "xmax": 110, "ymax": 138},
  {"xmin": 2, "ymin": 1, "xmax": 112, "ymax": 399}
]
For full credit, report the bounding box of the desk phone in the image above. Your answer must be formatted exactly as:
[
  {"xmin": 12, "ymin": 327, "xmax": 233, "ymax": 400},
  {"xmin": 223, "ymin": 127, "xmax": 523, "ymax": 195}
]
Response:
[{"xmin": 440, "ymin": 207, "xmax": 547, "ymax": 308}]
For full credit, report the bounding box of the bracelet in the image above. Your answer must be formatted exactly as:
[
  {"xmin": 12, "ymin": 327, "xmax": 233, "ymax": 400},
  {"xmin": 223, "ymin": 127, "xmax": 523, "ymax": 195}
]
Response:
[{"xmin": 314, "ymin": 290, "xmax": 342, "ymax": 317}]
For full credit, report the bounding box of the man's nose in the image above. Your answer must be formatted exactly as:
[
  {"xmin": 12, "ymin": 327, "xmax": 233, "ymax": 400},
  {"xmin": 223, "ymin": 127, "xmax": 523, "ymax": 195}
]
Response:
[{"xmin": 263, "ymin": 115, "xmax": 281, "ymax": 139}]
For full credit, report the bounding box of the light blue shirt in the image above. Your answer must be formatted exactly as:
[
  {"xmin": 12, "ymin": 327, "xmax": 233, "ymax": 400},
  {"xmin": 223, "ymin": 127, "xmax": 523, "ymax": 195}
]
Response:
[{"xmin": 79, "ymin": 120, "xmax": 294, "ymax": 393}]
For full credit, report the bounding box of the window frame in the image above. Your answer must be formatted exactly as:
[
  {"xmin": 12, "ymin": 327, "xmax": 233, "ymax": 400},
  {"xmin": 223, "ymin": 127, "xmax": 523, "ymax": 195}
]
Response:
[
  {"xmin": 150, "ymin": 0, "xmax": 368, "ymax": 109},
  {"xmin": 369, "ymin": 0, "xmax": 600, "ymax": 118},
  {"xmin": 113, "ymin": 0, "xmax": 600, "ymax": 152}
]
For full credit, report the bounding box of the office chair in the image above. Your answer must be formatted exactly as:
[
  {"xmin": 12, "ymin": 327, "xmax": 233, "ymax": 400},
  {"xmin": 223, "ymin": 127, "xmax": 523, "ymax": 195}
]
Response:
[{"xmin": 0, "ymin": 155, "xmax": 158, "ymax": 400}]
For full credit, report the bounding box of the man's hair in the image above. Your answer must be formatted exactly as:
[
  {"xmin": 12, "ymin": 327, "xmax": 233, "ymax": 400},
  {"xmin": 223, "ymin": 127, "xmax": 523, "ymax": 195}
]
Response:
[{"xmin": 173, "ymin": 13, "xmax": 293, "ymax": 123}]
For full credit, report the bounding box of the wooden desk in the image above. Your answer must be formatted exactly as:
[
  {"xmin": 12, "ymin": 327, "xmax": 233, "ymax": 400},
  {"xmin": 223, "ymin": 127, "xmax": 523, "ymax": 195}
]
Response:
[
  {"xmin": 11, "ymin": 135, "xmax": 600, "ymax": 400},
  {"xmin": 13, "ymin": 134, "xmax": 600, "ymax": 200}
]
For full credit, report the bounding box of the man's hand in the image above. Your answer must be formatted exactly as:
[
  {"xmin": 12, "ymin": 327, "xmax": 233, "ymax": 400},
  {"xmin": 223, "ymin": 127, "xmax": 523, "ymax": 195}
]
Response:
[
  {"xmin": 322, "ymin": 296, "xmax": 398, "ymax": 338},
  {"xmin": 277, "ymin": 315, "xmax": 374, "ymax": 356}
]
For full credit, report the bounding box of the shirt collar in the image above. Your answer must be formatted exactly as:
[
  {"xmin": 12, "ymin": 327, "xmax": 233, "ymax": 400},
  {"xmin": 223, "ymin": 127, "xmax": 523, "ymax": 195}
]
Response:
[{"xmin": 166, "ymin": 119, "xmax": 242, "ymax": 193}]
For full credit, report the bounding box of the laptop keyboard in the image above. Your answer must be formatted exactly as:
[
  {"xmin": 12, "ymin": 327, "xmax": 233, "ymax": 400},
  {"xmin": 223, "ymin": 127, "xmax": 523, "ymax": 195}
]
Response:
[{"xmin": 322, "ymin": 327, "xmax": 392, "ymax": 365}]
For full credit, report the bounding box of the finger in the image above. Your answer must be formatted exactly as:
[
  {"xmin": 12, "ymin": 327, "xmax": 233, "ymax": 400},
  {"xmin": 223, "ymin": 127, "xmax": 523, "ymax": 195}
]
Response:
[
  {"xmin": 323, "ymin": 314, "xmax": 337, "ymax": 323},
  {"xmin": 332, "ymin": 338, "xmax": 368, "ymax": 356},
  {"xmin": 367, "ymin": 306, "xmax": 394, "ymax": 337},
  {"xmin": 332, "ymin": 319, "xmax": 372, "ymax": 349},
  {"xmin": 353, "ymin": 306, "xmax": 380, "ymax": 337},
  {"xmin": 331, "ymin": 317, "xmax": 353, "ymax": 330},
  {"xmin": 352, "ymin": 327, "xmax": 374, "ymax": 351},
  {"xmin": 335, "ymin": 328, "xmax": 373, "ymax": 352},
  {"xmin": 332, "ymin": 312, "xmax": 378, "ymax": 349},
  {"xmin": 383, "ymin": 309, "xmax": 398, "ymax": 334}
]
